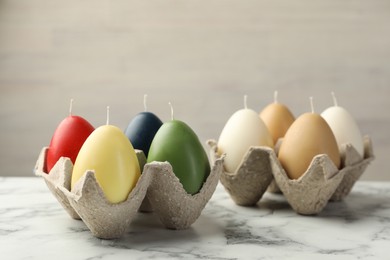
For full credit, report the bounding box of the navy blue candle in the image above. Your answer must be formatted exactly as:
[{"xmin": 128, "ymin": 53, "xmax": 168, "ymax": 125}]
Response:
[{"xmin": 125, "ymin": 102, "xmax": 163, "ymax": 157}]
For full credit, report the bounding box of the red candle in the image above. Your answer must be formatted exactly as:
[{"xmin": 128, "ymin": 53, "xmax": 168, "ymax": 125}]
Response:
[{"xmin": 46, "ymin": 100, "xmax": 94, "ymax": 173}]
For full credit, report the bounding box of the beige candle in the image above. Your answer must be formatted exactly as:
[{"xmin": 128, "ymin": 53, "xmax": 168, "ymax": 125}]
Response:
[
  {"xmin": 260, "ymin": 91, "xmax": 295, "ymax": 144},
  {"xmin": 278, "ymin": 97, "xmax": 341, "ymax": 179}
]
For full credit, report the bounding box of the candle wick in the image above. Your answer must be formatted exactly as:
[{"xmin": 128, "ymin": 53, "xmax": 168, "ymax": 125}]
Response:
[
  {"xmin": 144, "ymin": 94, "xmax": 148, "ymax": 112},
  {"xmin": 331, "ymin": 91, "xmax": 338, "ymax": 107},
  {"xmin": 106, "ymin": 106, "xmax": 110, "ymax": 125},
  {"xmin": 244, "ymin": 95, "xmax": 248, "ymax": 109},
  {"xmin": 69, "ymin": 98, "xmax": 74, "ymax": 116},
  {"xmin": 309, "ymin": 96, "xmax": 315, "ymax": 113},
  {"xmin": 168, "ymin": 102, "xmax": 174, "ymax": 120},
  {"xmin": 274, "ymin": 90, "xmax": 278, "ymax": 104}
]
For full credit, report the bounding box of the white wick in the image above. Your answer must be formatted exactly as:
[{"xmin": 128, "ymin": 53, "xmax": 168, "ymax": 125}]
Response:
[
  {"xmin": 106, "ymin": 106, "xmax": 110, "ymax": 125},
  {"xmin": 331, "ymin": 91, "xmax": 338, "ymax": 107},
  {"xmin": 144, "ymin": 94, "xmax": 148, "ymax": 112},
  {"xmin": 168, "ymin": 102, "xmax": 174, "ymax": 120},
  {"xmin": 69, "ymin": 98, "xmax": 74, "ymax": 116},
  {"xmin": 274, "ymin": 90, "xmax": 278, "ymax": 104},
  {"xmin": 309, "ymin": 96, "xmax": 315, "ymax": 113},
  {"xmin": 244, "ymin": 95, "xmax": 248, "ymax": 109}
]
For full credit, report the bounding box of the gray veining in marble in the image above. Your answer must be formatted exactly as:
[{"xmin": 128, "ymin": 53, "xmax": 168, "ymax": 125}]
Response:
[{"xmin": 0, "ymin": 177, "xmax": 389, "ymax": 259}]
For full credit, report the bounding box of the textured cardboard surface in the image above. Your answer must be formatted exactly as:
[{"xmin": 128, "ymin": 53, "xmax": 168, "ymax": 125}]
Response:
[
  {"xmin": 210, "ymin": 136, "xmax": 374, "ymax": 215},
  {"xmin": 331, "ymin": 136, "xmax": 375, "ymax": 201},
  {"xmin": 61, "ymin": 168, "xmax": 151, "ymax": 239},
  {"xmin": 136, "ymin": 151, "xmax": 154, "ymax": 213},
  {"xmin": 266, "ymin": 138, "xmax": 283, "ymax": 194},
  {"xmin": 34, "ymin": 147, "xmax": 80, "ymax": 219},
  {"xmin": 145, "ymin": 158, "xmax": 222, "ymax": 229},
  {"xmin": 35, "ymin": 147, "xmax": 223, "ymax": 238},
  {"xmin": 270, "ymin": 152, "xmax": 345, "ymax": 215},
  {"xmin": 208, "ymin": 140, "xmax": 273, "ymax": 206},
  {"xmin": 267, "ymin": 180, "xmax": 281, "ymax": 193}
]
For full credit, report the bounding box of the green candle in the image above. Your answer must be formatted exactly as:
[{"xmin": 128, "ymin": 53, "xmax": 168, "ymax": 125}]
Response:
[{"xmin": 147, "ymin": 104, "xmax": 210, "ymax": 194}]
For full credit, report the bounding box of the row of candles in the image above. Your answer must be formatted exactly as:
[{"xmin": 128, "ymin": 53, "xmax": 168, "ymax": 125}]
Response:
[
  {"xmin": 45, "ymin": 93, "xmax": 364, "ymax": 204},
  {"xmin": 46, "ymin": 97, "xmax": 210, "ymax": 204},
  {"xmin": 219, "ymin": 92, "xmax": 364, "ymax": 179}
]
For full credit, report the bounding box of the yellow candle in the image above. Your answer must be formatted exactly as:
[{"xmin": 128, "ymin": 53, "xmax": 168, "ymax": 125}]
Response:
[{"xmin": 71, "ymin": 107, "xmax": 141, "ymax": 204}]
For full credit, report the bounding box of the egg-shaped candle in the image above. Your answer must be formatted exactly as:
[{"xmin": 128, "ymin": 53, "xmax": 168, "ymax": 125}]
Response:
[
  {"xmin": 218, "ymin": 96, "xmax": 273, "ymax": 173},
  {"xmin": 147, "ymin": 103, "xmax": 210, "ymax": 195},
  {"xmin": 321, "ymin": 92, "xmax": 364, "ymax": 157},
  {"xmin": 71, "ymin": 107, "xmax": 141, "ymax": 204},
  {"xmin": 260, "ymin": 91, "xmax": 295, "ymax": 144},
  {"xmin": 46, "ymin": 99, "xmax": 94, "ymax": 173},
  {"xmin": 124, "ymin": 95, "xmax": 163, "ymax": 157},
  {"xmin": 278, "ymin": 97, "xmax": 341, "ymax": 179}
]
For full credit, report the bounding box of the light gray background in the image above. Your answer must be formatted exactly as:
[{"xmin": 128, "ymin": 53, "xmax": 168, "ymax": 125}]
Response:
[{"xmin": 0, "ymin": 0, "xmax": 389, "ymax": 179}]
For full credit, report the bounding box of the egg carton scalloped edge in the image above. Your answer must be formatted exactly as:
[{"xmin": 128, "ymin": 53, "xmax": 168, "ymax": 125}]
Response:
[
  {"xmin": 207, "ymin": 140, "xmax": 274, "ymax": 206},
  {"xmin": 207, "ymin": 135, "xmax": 374, "ymax": 215},
  {"xmin": 34, "ymin": 147, "xmax": 223, "ymax": 239},
  {"xmin": 266, "ymin": 138, "xmax": 283, "ymax": 194},
  {"xmin": 330, "ymin": 136, "xmax": 375, "ymax": 201}
]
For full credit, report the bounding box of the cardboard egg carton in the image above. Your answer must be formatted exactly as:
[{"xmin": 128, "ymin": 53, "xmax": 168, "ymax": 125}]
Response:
[
  {"xmin": 266, "ymin": 139, "xmax": 283, "ymax": 194},
  {"xmin": 207, "ymin": 140, "xmax": 273, "ymax": 206},
  {"xmin": 207, "ymin": 136, "xmax": 374, "ymax": 215},
  {"xmin": 34, "ymin": 147, "xmax": 223, "ymax": 239},
  {"xmin": 331, "ymin": 136, "xmax": 374, "ymax": 201}
]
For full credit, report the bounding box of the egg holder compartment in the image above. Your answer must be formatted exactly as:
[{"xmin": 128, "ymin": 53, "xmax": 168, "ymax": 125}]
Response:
[
  {"xmin": 34, "ymin": 147, "xmax": 223, "ymax": 239},
  {"xmin": 207, "ymin": 136, "xmax": 374, "ymax": 215},
  {"xmin": 266, "ymin": 139, "xmax": 283, "ymax": 194},
  {"xmin": 207, "ymin": 140, "xmax": 274, "ymax": 206},
  {"xmin": 330, "ymin": 136, "xmax": 374, "ymax": 201}
]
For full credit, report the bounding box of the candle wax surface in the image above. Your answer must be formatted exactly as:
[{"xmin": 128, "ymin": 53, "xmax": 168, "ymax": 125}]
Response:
[
  {"xmin": 260, "ymin": 103, "xmax": 295, "ymax": 144},
  {"xmin": 71, "ymin": 125, "xmax": 141, "ymax": 204},
  {"xmin": 278, "ymin": 113, "xmax": 341, "ymax": 180},
  {"xmin": 321, "ymin": 106, "xmax": 364, "ymax": 157},
  {"xmin": 147, "ymin": 120, "xmax": 210, "ymax": 195},
  {"xmin": 218, "ymin": 109, "xmax": 273, "ymax": 173},
  {"xmin": 46, "ymin": 115, "xmax": 94, "ymax": 173},
  {"xmin": 125, "ymin": 112, "xmax": 163, "ymax": 157}
]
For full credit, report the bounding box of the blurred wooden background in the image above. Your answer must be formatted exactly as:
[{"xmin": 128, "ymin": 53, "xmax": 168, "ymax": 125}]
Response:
[{"xmin": 0, "ymin": 0, "xmax": 389, "ymax": 179}]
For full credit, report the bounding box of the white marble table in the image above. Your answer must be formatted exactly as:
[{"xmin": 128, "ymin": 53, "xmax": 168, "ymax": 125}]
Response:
[{"xmin": 0, "ymin": 177, "xmax": 389, "ymax": 259}]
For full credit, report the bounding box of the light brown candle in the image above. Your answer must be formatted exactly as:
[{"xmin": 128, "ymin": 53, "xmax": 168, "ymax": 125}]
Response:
[
  {"xmin": 260, "ymin": 91, "xmax": 295, "ymax": 145},
  {"xmin": 278, "ymin": 97, "xmax": 340, "ymax": 179}
]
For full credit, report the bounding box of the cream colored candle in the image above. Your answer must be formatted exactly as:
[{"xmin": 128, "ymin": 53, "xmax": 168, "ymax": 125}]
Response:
[
  {"xmin": 321, "ymin": 92, "xmax": 364, "ymax": 157},
  {"xmin": 278, "ymin": 97, "xmax": 341, "ymax": 179},
  {"xmin": 260, "ymin": 91, "xmax": 295, "ymax": 144},
  {"xmin": 218, "ymin": 96, "xmax": 273, "ymax": 173}
]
